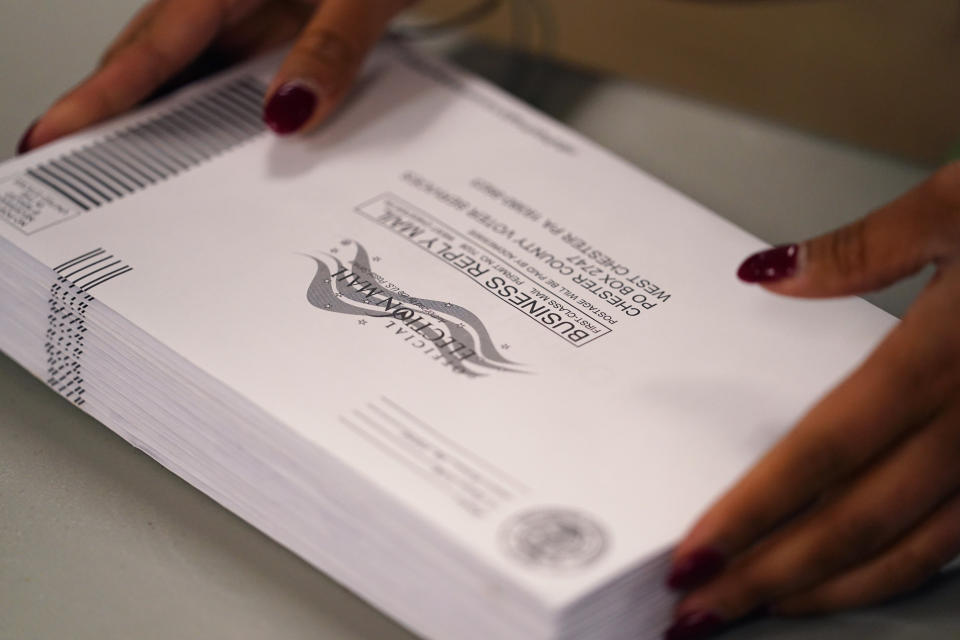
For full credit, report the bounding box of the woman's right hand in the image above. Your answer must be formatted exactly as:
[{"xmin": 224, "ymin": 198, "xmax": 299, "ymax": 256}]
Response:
[{"xmin": 18, "ymin": 0, "xmax": 412, "ymax": 154}]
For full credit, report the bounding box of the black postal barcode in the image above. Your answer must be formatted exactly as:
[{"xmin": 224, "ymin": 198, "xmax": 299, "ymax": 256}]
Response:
[{"xmin": 2, "ymin": 75, "xmax": 267, "ymax": 234}]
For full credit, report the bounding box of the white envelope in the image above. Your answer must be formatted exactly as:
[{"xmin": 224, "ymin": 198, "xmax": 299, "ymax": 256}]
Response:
[{"xmin": 0, "ymin": 44, "xmax": 894, "ymax": 640}]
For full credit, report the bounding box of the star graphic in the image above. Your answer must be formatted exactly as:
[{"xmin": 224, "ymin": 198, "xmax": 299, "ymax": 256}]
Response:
[
  {"xmin": 358, "ymin": 319, "xmax": 367, "ymax": 325},
  {"xmin": 372, "ymin": 256, "xmax": 381, "ymax": 262},
  {"xmin": 500, "ymin": 344, "xmax": 511, "ymax": 350},
  {"xmin": 458, "ymin": 322, "xmax": 465, "ymax": 328}
]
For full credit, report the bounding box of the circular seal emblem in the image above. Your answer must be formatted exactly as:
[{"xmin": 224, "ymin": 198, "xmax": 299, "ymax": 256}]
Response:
[{"xmin": 500, "ymin": 508, "xmax": 608, "ymax": 571}]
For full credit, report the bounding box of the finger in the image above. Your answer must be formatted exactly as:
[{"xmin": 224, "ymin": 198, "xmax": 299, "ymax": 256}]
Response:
[
  {"xmin": 262, "ymin": 0, "xmax": 410, "ymax": 135},
  {"xmin": 667, "ymin": 305, "xmax": 954, "ymax": 590},
  {"xmin": 99, "ymin": 0, "xmax": 167, "ymax": 67},
  {"xmin": 209, "ymin": 1, "xmax": 317, "ymax": 59},
  {"xmin": 736, "ymin": 161, "xmax": 960, "ymax": 296},
  {"xmin": 23, "ymin": 0, "xmax": 263, "ymax": 151},
  {"xmin": 670, "ymin": 401, "xmax": 960, "ymax": 629},
  {"xmin": 774, "ymin": 490, "xmax": 960, "ymax": 615}
]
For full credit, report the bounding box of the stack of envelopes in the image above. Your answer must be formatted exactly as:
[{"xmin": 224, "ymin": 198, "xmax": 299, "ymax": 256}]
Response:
[{"xmin": 0, "ymin": 44, "xmax": 895, "ymax": 639}]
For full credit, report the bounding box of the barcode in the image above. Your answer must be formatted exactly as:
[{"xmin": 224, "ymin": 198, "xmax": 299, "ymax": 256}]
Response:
[
  {"xmin": 54, "ymin": 247, "xmax": 133, "ymax": 292},
  {"xmin": 2, "ymin": 76, "xmax": 267, "ymax": 234},
  {"xmin": 45, "ymin": 248, "xmax": 134, "ymax": 406}
]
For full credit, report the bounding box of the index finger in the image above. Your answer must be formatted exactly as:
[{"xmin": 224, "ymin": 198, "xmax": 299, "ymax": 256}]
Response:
[
  {"xmin": 261, "ymin": 0, "xmax": 410, "ymax": 135},
  {"xmin": 23, "ymin": 0, "xmax": 263, "ymax": 152}
]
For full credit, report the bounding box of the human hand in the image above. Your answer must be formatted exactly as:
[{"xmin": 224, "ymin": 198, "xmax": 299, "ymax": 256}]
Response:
[
  {"xmin": 664, "ymin": 162, "xmax": 960, "ymax": 639},
  {"xmin": 17, "ymin": 0, "xmax": 411, "ymax": 154}
]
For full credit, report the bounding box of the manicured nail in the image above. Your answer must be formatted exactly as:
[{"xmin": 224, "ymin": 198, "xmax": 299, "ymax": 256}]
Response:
[
  {"xmin": 262, "ymin": 81, "xmax": 318, "ymax": 135},
  {"xmin": 667, "ymin": 548, "xmax": 726, "ymax": 591},
  {"xmin": 737, "ymin": 244, "xmax": 799, "ymax": 283},
  {"xmin": 16, "ymin": 120, "xmax": 38, "ymax": 155},
  {"xmin": 664, "ymin": 610, "xmax": 724, "ymax": 640}
]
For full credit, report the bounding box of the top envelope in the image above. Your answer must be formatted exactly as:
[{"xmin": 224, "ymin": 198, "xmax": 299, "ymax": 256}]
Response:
[{"xmin": 0, "ymin": 44, "xmax": 894, "ymax": 619}]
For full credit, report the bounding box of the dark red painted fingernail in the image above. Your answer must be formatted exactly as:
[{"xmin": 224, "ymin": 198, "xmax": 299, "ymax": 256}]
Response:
[
  {"xmin": 262, "ymin": 82, "xmax": 318, "ymax": 135},
  {"xmin": 664, "ymin": 610, "xmax": 724, "ymax": 640},
  {"xmin": 667, "ymin": 548, "xmax": 726, "ymax": 591},
  {"xmin": 737, "ymin": 244, "xmax": 799, "ymax": 283},
  {"xmin": 16, "ymin": 120, "xmax": 38, "ymax": 155}
]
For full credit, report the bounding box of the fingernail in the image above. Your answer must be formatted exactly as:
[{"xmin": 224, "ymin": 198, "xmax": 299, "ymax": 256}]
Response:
[
  {"xmin": 16, "ymin": 120, "xmax": 38, "ymax": 155},
  {"xmin": 737, "ymin": 244, "xmax": 800, "ymax": 283},
  {"xmin": 263, "ymin": 81, "xmax": 318, "ymax": 135},
  {"xmin": 664, "ymin": 610, "xmax": 724, "ymax": 640},
  {"xmin": 667, "ymin": 547, "xmax": 726, "ymax": 591}
]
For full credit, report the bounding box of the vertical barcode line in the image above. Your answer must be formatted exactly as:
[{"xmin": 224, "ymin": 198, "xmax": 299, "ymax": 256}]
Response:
[
  {"xmin": 44, "ymin": 161, "xmax": 107, "ymax": 204},
  {"xmin": 228, "ymin": 80, "xmax": 267, "ymax": 106},
  {"xmin": 96, "ymin": 138, "xmax": 167, "ymax": 184},
  {"xmin": 30, "ymin": 166, "xmax": 96, "ymax": 208},
  {"xmin": 42, "ymin": 160, "xmax": 106, "ymax": 205},
  {"xmin": 59, "ymin": 155, "xmax": 124, "ymax": 199},
  {"xmin": 72, "ymin": 259, "xmax": 122, "ymax": 285},
  {"xmin": 87, "ymin": 142, "xmax": 153, "ymax": 189},
  {"xmin": 55, "ymin": 247, "xmax": 104, "ymax": 272},
  {"xmin": 170, "ymin": 105, "xmax": 241, "ymax": 146},
  {"xmin": 181, "ymin": 101, "xmax": 248, "ymax": 148},
  {"xmin": 24, "ymin": 170, "xmax": 90, "ymax": 210},
  {"xmin": 236, "ymin": 76, "xmax": 269, "ymax": 96},
  {"xmin": 113, "ymin": 132, "xmax": 179, "ymax": 176},
  {"xmin": 192, "ymin": 97, "xmax": 262, "ymax": 136},
  {"xmin": 219, "ymin": 88, "xmax": 266, "ymax": 121},
  {"xmin": 148, "ymin": 115, "xmax": 214, "ymax": 160},
  {"xmin": 133, "ymin": 120, "xmax": 196, "ymax": 166},
  {"xmin": 121, "ymin": 126, "xmax": 189, "ymax": 171},
  {"xmin": 204, "ymin": 86, "xmax": 264, "ymax": 127},
  {"xmin": 143, "ymin": 117, "xmax": 206, "ymax": 164},
  {"xmin": 83, "ymin": 265, "xmax": 134, "ymax": 291},
  {"xmin": 64, "ymin": 254, "xmax": 115, "ymax": 279},
  {"xmin": 70, "ymin": 151, "xmax": 135, "ymax": 194},
  {"xmin": 18, "ymin": 77, "xmax": 267, "ymax": 221},
  {"xmin": 46, "ymin": 249, "xmax": 133, "ymax": 406},
  {"xmin": 204, "ymin": 91, "xmax": 264, "ymax": 129}
]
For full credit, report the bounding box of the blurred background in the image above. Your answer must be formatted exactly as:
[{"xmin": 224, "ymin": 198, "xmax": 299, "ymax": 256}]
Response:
[{"xmin": 416, "ymin": 0, "xmax": 960, "ymax": 164}]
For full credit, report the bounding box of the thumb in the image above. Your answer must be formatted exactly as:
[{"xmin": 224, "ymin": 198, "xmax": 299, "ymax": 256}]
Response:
[
  {"xmin": 261, "ymin": 0, "xmax": 410, "ymax": 135},
  {"xmin": 737, "ymin": 162, "xmax": 960, "ymax": 297}
]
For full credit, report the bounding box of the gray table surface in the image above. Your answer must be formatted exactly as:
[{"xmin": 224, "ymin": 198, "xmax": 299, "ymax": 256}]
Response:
[{"xmin": 2, "ymin": 2, "xmax": 958, "ymax": 639}]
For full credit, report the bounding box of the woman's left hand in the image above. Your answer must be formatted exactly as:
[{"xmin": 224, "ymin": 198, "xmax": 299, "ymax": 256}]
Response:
[{"xmin": 664, "ymin": 161, "xmax": 960, "ymax": 640}]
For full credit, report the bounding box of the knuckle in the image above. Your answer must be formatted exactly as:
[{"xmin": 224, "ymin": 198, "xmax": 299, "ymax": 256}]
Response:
[{"xmin": 818, "ymin": 219, "xmax": 870, "ymax": 278}]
